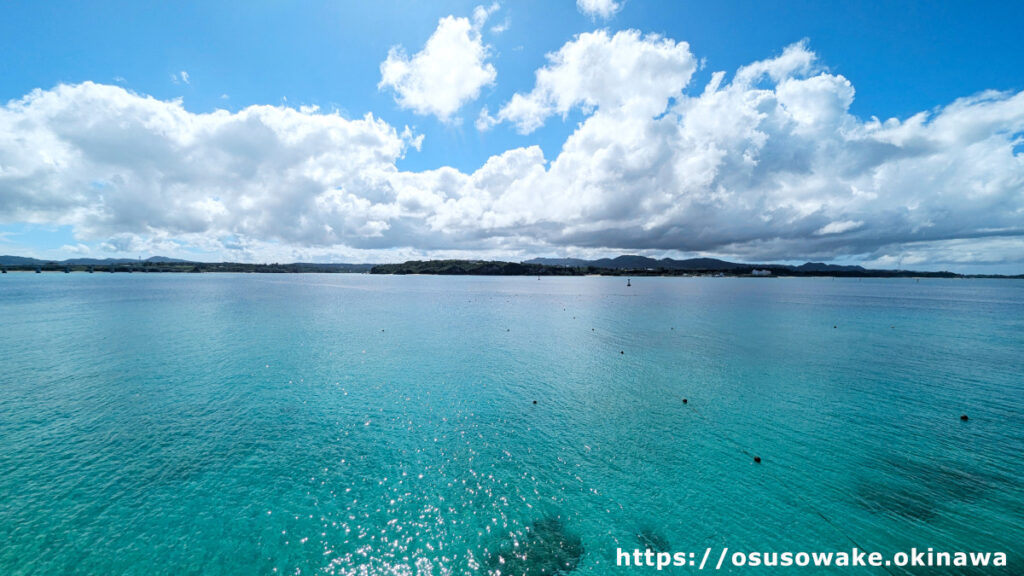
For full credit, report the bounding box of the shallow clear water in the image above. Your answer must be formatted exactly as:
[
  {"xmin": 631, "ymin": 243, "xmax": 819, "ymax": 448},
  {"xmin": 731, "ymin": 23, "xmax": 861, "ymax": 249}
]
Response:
[{"xmin": 1, "ymin": 274, "xmax": 1021, "ymax": 575}]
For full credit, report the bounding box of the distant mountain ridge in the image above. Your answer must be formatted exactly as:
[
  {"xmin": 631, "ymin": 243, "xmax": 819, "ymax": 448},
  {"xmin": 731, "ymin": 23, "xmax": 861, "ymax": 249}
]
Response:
[
  {"xmin": 3, "ymin": 253, "xmax": 1015, "ymax": 278},
  {"xmin": 526, "ymin": 256, "xmax": 738, "ymax": 270},
  {"xmin": 0, "ymin": 255, "xmax": 47, "ymax": 266},
  {"xmin": 0, "ymin": 253, "xmax": 917, "ymax": 273},
  {"xmin": 0, "ymin": 255, "xmax": 374, "ymax": 273},
  {"xmin": 795, "ymin": 261, "xmax": 867, "ymax": 273},
  {"xmin": 524, "ymin": 255, "xmax": 867, "ymax": 272},
  {"xmin": 0, "ymin": 255, "xmax": 180, "ymax": 266}
]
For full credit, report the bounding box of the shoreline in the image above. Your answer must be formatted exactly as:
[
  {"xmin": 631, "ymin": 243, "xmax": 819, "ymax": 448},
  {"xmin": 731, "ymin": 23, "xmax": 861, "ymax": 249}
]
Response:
[{"xmin": 2, "ymin": 267, "xmax": 1021, "ymax": 280}]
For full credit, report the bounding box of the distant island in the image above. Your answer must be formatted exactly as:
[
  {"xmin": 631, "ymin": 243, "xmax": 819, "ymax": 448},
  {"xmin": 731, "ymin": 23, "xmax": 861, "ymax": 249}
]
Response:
[
  {"xmin": 368, "ymin": 257, "xmax": 1021, "ymax": 278},
  {"xmin": 3, "ymin": 254, "xmax": 1021, "ymax": 278},
  {"xmin": 0, "ymin": 255, "xmax": 373, "ymax": 274}
]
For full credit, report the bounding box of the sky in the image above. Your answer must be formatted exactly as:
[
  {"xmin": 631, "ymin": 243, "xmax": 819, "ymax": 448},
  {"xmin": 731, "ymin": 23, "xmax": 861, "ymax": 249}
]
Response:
[{"xmin": 1, "ymin": 1, "xmax": 1023, "ymax": 272}]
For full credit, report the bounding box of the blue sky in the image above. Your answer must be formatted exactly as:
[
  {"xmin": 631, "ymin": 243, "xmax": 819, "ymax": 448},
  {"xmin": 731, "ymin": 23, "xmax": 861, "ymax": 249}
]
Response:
[{"xmin": 2, "ymin": 1, "xmax": 1023, "ymax": 272}]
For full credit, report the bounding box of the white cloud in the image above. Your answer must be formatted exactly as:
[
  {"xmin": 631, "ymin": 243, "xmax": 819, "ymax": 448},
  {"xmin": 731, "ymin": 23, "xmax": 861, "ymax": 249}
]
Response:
[
  {"xmin": 486, "ymin": 30, "xmax": 696, "ymax": 134},
  {"xmin": 2, "ymin": 35, "xmax": 1024, "ymax": 271},
  {"xmin": 475, "ymin": 106, "xmax": 499, "ymax": 131},
  {"xmin": 815, "ymin": 220, "xmax": 863, "ymax": 235},
  {"xmin": 735, "ymin": 40, "xmax": 816, "ymax": 85},
  {"xmin": 170, "ymin": 70, "xmax": 190, "ymax": 85},
  {"xmin": 862, "ymin": 237, "xmax": 1024, "ymax": 272},
  {"xmin": 577, "ymin": 0, "xmax": 621, "ymax": 19},
  {"xmin": 431, "ymin": 37, "xmax": 1024, "ymax": 268},
  {"xmin": 0, "ymin": 82, "xmax": 419, "ymax": 252},
  {"xmin": 378, "ymin": 6, "xmax": 498, "ymax": 123},
  {"xmin": 472, "ymin": 2, "xmax": 500, "ymax": 29},
  {"xmin": 490, "ymin": 17, "xmax": 510, "ymax": 34},
  {"xmin": 60, "ymin": 243, "xmax": 91, "ymax": 254}
]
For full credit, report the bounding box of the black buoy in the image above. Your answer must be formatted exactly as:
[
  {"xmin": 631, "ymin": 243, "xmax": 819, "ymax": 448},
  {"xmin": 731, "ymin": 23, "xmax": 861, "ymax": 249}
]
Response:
[
  {"xmin": 533, "ymin": 400, "xmax": 537, "ymax": 405},
  {"xmin": 960, "ymin": 414, "xmax": 969, "ymax": 421},
  {"xmin": 833, "ymin": 325, "xmax": 837, "ymax": 329},
  {"xmin": 682, "ymin": 398, "xmax": 688, "ymax": 404},
  {"xmin": 753, "ymin": 456, "xmax": 762, "ymax": 464},
  {"xmin": 620, "ymin": 350, "xmax": 624, "ymax": 355}
]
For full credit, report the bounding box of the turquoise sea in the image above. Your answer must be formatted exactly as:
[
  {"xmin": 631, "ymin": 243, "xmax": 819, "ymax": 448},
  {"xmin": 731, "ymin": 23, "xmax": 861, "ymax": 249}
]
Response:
[{"xmin": 1, "ymin": 274, "xmax": 1021, "ymax": 575}]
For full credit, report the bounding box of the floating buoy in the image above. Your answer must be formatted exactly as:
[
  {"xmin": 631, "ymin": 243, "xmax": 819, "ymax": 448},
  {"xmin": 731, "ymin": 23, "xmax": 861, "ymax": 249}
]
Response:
[
  {"xmin": 620, "ymin": 350, "xmax": 624, "ymax": 355},
  {"xmin": 533, "ymin": 400, "xmax": 537, "ymax": 405},
  {"xmin": 833, "ymin": 325, "xmax": 837, "ymax": 329},
  {"xmin": 753, "ymin": 456, "xmax": 762, "ymax": 464},
  {"xmin": 960, "ymin": 414, "xmax": 969, "ymax": 421},
  {"xmin": 682, "ymin": 398, "xmax": 688, "ymax": 404}
]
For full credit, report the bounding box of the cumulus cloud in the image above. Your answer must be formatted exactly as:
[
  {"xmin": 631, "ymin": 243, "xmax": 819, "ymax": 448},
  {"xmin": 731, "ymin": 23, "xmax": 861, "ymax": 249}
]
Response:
[
  {"xmin": 378, "ymin": 5, "xmax": 498, "ymax": 122},
  {"xmin": 471, "ymin": 38, "xmax": 1024, "ymax": 268},
  {"xmin": 0, "ymin": 82, "xmax": 420, "ymax": 253},
  {"xmin": 484, "ymin": 30, "xmax": 697, "ymax": 134},
  {"xmin": 577, "ymin": 0, "xmax": 621, "ymax": 19},
  {"xmin": 2, "ymin": 35, "xmax": 1024, "ymax": 270}
]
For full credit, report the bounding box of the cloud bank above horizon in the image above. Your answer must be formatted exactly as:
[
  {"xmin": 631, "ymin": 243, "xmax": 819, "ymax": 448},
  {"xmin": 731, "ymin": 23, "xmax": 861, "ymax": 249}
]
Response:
[{"xmin": 1, "ymin": 11, "xmax": 1023, "ymax": 271}]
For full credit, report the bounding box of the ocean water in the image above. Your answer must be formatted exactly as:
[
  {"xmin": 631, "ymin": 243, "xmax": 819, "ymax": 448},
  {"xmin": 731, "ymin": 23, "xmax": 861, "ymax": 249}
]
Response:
[{"xmin": 1, "ymin": 273, "xmax": 1021, "ymax": 575}]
